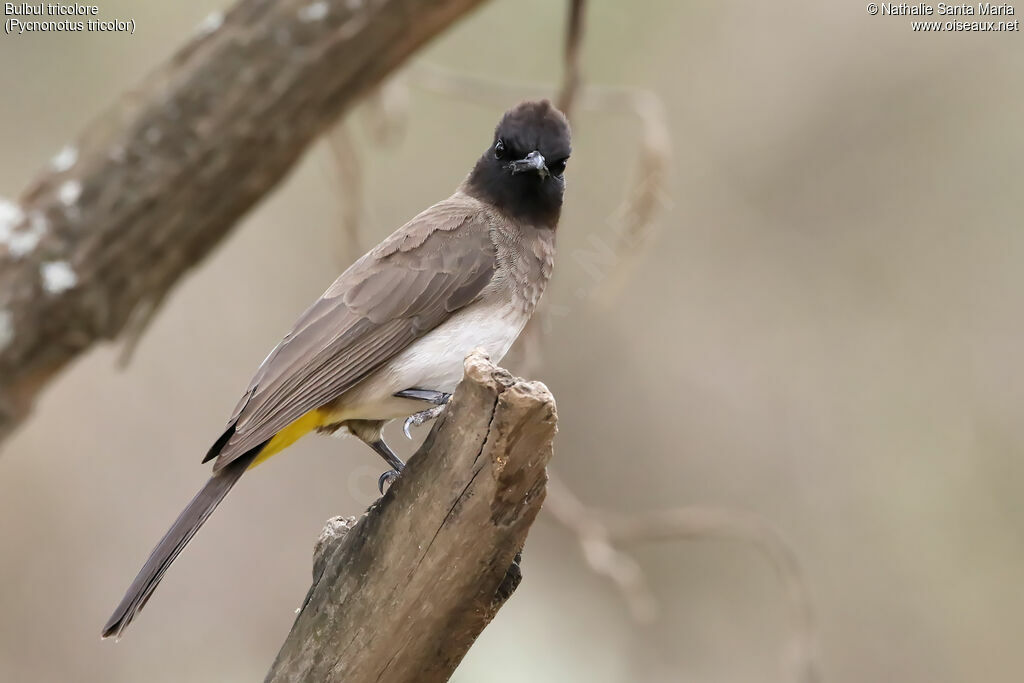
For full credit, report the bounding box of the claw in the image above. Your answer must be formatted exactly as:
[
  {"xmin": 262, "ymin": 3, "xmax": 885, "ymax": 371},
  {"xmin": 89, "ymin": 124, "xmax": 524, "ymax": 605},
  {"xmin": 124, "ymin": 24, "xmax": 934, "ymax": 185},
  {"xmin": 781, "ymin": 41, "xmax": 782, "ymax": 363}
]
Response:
[
  {"xmin": 402, "ymin": 403, "xmax": 447, "ymax": 439},
  {"xmin": 378, "ymin": 469, "xmax": 400, "ymax": 494}
]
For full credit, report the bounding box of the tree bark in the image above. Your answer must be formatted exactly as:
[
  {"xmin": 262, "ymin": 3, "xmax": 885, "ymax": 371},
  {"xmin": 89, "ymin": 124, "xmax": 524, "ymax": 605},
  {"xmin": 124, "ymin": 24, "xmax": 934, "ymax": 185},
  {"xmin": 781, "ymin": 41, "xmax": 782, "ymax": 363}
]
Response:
[
  {"xmin": 265, "ymin": 351, "xmax": 557, "ymax": 683},
  {"xmin": 0, "ymin": 0, "xmax": 487, "ymax": 448}
]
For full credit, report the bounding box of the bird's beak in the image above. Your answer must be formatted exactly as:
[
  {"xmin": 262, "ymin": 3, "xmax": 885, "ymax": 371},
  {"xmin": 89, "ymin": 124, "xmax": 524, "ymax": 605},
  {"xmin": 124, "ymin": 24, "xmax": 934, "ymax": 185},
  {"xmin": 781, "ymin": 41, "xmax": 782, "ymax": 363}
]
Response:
[{"xmin": 507, "ymin": 150, "xmax": 549, "ymax": 179}]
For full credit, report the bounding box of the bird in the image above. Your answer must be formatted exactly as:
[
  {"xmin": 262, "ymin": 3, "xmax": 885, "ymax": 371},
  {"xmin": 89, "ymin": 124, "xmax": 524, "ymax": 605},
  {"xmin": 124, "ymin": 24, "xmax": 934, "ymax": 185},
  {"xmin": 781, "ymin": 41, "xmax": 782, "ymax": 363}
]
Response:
[{"xmin": 102, "ymin": 99, "xmax": 572, "ymax": 639}]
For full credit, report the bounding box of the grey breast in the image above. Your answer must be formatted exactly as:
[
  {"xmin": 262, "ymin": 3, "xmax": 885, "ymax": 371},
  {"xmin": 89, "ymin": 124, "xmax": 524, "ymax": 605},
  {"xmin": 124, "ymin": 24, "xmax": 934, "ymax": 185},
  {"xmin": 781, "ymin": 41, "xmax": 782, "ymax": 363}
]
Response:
[{"xmin": 487, "ymin": 216, "xmax": 556, "ymax": 318}]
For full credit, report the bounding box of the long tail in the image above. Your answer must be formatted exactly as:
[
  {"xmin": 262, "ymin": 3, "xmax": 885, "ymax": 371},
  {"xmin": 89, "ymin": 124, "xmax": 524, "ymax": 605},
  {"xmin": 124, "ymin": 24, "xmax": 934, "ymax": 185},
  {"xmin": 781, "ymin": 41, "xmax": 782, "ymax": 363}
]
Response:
[{"xmin": 101, "ymin": 447, "xmax": 260, "ymax": 639}]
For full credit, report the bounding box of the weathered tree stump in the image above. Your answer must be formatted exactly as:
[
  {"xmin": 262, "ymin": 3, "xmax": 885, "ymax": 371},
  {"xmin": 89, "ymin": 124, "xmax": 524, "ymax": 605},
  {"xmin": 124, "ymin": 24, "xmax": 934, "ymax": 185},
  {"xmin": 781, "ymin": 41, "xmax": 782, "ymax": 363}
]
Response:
[{"xmin": 266, "ymin": 351, "xmax": 557, "ymax": 683}]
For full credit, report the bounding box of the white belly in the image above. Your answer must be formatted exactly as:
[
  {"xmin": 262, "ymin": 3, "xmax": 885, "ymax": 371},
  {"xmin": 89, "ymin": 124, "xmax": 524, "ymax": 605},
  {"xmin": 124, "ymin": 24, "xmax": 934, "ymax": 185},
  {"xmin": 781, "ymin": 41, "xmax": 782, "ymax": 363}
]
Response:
[{"xmin": 329, "ymin": 298, "xmax": 529, "ymax": 422}]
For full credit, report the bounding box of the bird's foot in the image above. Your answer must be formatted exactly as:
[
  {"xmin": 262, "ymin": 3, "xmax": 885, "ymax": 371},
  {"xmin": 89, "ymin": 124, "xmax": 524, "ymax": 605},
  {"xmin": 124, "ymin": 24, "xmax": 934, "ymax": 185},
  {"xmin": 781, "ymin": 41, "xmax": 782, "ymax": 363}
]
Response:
[
  {"xmin": 402, "ymin": 404, "xmax": 448, "ymax": 439},
  {"xmin": 394, "ymin": 388, "xmax": 452, "ymax": 439},
  {"xmin": 378, "ymin": 469, "xmax": 400, "ymax": 494}
]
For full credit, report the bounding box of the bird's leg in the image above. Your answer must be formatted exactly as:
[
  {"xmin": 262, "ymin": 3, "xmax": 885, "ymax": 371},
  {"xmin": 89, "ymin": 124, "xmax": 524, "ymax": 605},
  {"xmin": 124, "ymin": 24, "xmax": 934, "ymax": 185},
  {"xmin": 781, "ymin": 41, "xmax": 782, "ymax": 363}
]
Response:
[
  {"xmin": 394, "ymin": 388, "xmax": 452, "ymax": 439},
  {"xmin": 367, "ymin": 440, "xmax": 405, "ymax": 493},
  {"xmin": 347, "ymin": 419, "xmax": 405, "ymax": 494}
]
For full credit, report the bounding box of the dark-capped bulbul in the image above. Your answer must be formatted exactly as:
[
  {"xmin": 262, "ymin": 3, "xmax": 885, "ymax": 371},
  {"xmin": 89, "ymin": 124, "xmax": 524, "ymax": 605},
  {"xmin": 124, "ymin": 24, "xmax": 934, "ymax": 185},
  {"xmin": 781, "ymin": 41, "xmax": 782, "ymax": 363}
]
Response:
[{"xmin": 102, "ymin": 100, "xmax": 571, "ymax": 638}]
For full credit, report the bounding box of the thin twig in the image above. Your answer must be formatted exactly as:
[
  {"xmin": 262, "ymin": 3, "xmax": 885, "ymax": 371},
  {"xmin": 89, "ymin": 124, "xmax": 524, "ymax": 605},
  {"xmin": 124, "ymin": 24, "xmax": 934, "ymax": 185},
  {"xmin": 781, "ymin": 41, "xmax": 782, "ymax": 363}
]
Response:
[
  {"xmin": 606, "ymin": 508, "xmax": 821, "ymax": 683},
  {"xmin": 325, "ymin": 121, "xmax": 364, "ymax": 261},
  {"xmin": 116, "ymin": 291, "xmax": 167, "ymax": 368},
  {"xmin": 545, "ymin": 473, "xmax": 658, "ymax": 621},
  {"xmin": 556, "ymin": 0, "xmax": 587, "ymax": 118},
  {"xmin": 325, "ymin": 81, "xmax": 410, "ymax": 264},
  {"xmin": 544, "ymin": 472, "xmax": 821, "ymax": 683},
  {"xmin": 359, "ymin": 80, "xmax": 410, "ymax": 147}
]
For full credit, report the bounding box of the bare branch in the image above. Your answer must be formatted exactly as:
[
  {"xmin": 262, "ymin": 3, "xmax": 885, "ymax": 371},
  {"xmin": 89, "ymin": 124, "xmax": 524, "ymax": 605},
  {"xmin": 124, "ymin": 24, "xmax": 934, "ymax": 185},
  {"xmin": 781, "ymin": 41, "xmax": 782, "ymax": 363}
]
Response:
[
  {"xmin": 545, "ymin": 473, "xmax": 658, "ymax": 621},
  {"xmin": 556, "ymin": 0, "xmax": 587, "ymax": 117},
  {"xmin": 544, "ymin": 473, "xmax": 821, "ymax": 683},
  {"xmin": 265, "ymin": 352, "xmax": 557, "ymax": 683},
  {"xmin": 359, "ymin": 80, "xmax": 411, "ymax": 147},
  {"xmin": 0, "ymin": 0, "xmax": 489, "ymax": 449},
  {"xmin": 325, "ymin": 121, "xmax": 365, "ymax": 260}
]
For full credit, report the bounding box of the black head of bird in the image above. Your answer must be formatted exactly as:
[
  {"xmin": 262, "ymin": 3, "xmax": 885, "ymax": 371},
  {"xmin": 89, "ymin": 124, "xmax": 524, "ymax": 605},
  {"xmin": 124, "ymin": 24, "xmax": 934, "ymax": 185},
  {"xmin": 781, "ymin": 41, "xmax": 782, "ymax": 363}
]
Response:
[{"xmin": 465, "ymin": 99, "xmax": 571, "ymax": 228}]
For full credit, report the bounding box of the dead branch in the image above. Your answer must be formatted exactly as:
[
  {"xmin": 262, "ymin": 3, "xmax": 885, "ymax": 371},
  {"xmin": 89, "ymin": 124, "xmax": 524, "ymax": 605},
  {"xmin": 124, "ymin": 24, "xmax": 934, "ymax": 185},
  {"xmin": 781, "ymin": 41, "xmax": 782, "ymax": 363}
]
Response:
[
  {"xmin": 556, "ymin": 0, "xmax": 586, "ymax": 117},
  {"xmin": 326, "ymin": 121, "xmax": 365, "ymax": 261},
  {"xmin": 0, "ymin": 0, "xmax": 489, "ymax": 449},
  {"xmin": 265, "ymin": 351, "xmax": 557, "ymax": 683},
  {"xmin": 544, "ymin": 473, "xmax": 821, "ymax": 683}
]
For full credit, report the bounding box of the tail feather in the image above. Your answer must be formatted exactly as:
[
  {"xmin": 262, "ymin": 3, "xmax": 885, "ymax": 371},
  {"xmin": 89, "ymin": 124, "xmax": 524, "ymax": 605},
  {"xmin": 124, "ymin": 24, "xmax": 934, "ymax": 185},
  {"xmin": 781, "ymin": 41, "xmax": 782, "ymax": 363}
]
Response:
[{"xmin": 102, "ymin": 446, "xmax": 261, "ymax": 639}]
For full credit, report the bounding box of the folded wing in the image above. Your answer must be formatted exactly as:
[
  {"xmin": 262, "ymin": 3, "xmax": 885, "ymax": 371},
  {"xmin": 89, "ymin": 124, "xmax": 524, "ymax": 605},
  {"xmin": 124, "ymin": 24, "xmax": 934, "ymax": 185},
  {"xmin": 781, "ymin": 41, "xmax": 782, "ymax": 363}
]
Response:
[{"xmin": 207, "ymin": 196, "xmax": 496, "ymax": 470}]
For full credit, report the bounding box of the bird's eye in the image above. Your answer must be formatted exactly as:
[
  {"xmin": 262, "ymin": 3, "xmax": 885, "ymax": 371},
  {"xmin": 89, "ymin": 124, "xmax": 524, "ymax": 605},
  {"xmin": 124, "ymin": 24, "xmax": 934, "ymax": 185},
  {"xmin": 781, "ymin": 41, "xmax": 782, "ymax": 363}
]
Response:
[
  {"xmin": 494, "ymin": 139, "xmax": 506, "ymax": 160},
  {"xmin": 550, "ymin": 157, "xmax": 568, "ymax": 177}
]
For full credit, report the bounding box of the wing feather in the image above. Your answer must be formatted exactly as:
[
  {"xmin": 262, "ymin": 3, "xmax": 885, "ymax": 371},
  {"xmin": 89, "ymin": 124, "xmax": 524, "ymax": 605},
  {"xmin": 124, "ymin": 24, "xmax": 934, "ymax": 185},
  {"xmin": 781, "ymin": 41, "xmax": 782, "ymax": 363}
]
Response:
[{"xmin": 209, "ymin": 195, "xmax": 495, "ymax": 470}]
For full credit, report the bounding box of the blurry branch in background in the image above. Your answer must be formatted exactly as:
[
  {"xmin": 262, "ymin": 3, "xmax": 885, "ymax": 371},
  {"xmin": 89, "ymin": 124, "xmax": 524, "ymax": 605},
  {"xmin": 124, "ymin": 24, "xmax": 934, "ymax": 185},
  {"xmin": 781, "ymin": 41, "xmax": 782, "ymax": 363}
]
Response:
[
  {"xmin": 326, "ymin": 123, "xmax": 365, "ymax": 264},
  {"xmin": 545, "ymin": 473, "xmax": 658, "ymax": 621},
  {"xmin": 545, "ymin": 473, "xmax": 821, "ymax": 683},
  {"xmin": 266, "ymin": 353, "xmax": 556, "ymax": 683},
  {"xmin": 323, "ymin": 80, "xmax": 410, "ymax": 260},
  {"xmin": 0, "ymin": 0, "xmax": 490, "ymax": 450},
  {"xmin": 556, "ymin": 0, "xmax": 586, "ymax": 118}
]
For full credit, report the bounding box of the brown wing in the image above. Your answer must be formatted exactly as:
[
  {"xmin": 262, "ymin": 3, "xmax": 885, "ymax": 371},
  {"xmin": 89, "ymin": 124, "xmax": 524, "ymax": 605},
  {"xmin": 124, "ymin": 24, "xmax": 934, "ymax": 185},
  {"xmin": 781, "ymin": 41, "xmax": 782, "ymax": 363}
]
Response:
[{"xmin": 208, "ymin": 195, "xmax": 496, "ymax": 471}]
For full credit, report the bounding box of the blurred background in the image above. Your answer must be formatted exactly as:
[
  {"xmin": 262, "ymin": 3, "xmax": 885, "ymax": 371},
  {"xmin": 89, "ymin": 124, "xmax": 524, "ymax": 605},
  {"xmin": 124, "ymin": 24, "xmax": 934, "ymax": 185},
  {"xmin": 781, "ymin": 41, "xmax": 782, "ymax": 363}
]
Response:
[{"xmin": 2, "ymin": 1, "xmax": 1023, "ymax": 681}]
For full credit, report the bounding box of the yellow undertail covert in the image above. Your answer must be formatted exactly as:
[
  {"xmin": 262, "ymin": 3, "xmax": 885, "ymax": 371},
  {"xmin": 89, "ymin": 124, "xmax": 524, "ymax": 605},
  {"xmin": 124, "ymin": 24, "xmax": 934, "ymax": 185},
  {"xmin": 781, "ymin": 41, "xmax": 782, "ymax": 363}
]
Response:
[{"xmin": 247, "ymin": 409, "xmax": 330, "ymax": 469}]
